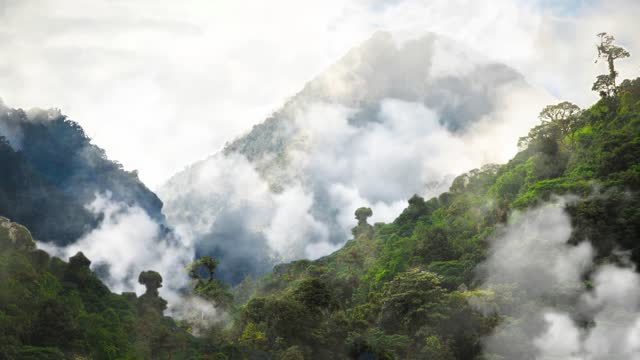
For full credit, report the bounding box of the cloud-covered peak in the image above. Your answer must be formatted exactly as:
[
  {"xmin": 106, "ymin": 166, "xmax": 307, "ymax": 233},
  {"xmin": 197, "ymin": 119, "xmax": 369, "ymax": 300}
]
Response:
[{"xmin": 160, "ymin": 31, "xmax": 550, "ymax": 282}]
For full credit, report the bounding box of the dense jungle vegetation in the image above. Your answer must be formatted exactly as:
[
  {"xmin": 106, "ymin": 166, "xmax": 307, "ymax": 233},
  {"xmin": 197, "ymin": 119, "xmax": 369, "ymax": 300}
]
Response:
[{"xmin": 1, "ymin": 33, "xmax": 639, "ymax": 359}]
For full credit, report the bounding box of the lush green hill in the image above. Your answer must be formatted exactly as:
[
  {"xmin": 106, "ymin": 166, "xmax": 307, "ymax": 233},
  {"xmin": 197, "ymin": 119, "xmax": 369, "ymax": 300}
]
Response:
[
  {"xmin": 1, "ymin": 73, "xmax": 638, "ymax": 359},
  {"xmin": 159, "ymin": 31, "xmax": 536, "ymax": 284},
  {"xmin": 0, "ymin": 216, "xmax": 209, "ymax": 359},
  {"xmin": 221, "ymin": 77, "xmax": 640, "ymax": 359}
]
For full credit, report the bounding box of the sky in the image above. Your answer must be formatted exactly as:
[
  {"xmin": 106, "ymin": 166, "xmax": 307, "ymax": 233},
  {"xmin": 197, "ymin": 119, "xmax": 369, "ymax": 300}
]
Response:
[{"xmin": 0, "ymin": 0, "xmax": 638, "ymax": 188}]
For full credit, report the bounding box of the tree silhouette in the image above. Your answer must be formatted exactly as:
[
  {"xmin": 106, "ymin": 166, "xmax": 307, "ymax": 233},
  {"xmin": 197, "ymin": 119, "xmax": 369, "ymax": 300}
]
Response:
[
  {"xmin": 138, "ymin": 270, "xmax": 163, "ymax": 296},
  {"xmin": 593, "ymin": 32, "xmax": 630, "ymax": 96},
  {"xmin": 188, "ymin": 256, "xmax": 219, "ymax": 283}
]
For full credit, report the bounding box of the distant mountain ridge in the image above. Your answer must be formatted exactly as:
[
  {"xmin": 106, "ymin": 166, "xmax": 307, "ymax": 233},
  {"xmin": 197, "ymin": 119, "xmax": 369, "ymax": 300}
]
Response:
[
  {"xmin": 0, "ymin": 100, "xmax": 165, "ymax": 245},
  {"xmin": 160, "ymin": 31, "xmax": 538, "ymax": 283},
  {"xmin": 222, "ymin": 31, "xmax": 525, "ymax": 188}
]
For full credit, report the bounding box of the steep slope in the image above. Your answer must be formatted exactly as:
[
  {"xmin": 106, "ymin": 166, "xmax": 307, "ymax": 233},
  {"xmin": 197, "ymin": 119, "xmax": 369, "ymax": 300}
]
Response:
[
  {"xmin": 0, "ymin": 216, "xmax": 201, "ymax": 359},
  {"xmin": 3, "ymin": 78, "xmax": 638, "ymax": 359},
  {"xmin": 0, "ymin": 101, "xmax": 165, "ymax": 245},
  {"xmin": 160, "ymin": 31, "xmax": 545, "ymax": 282},
  {"xmin": 226, "ymin": 78, "xmax": 640, "ymax": 359}
]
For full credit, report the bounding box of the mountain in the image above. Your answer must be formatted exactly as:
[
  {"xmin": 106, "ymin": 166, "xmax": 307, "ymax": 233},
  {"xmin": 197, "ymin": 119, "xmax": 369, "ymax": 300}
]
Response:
[
  {"xmin": 160, "ymin": 31, "xmax": 544, "ymax": 283},
  {"xmin": 0, "ymin": 101, "xmax": 165, "ymax": 245},
  {"xmin": 225, "ymin": 77, "xmax": 640, "ymax": 359},
  {"xmin": 4, "ymin": 77, "xmax": 639, "ymax": 359},
  {"xmin": 0, "ymin": 216, "xmax": 204, "ymax": 359}
]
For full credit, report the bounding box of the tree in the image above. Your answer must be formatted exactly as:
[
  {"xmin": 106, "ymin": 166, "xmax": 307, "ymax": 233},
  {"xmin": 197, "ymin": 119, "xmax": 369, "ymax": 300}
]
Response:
[
  {"xmin": 539, "ymin": 102, "xmax": 582, "ymax": 137},
  {"xmin": 519, "ymin": 101, "xmax": 583, "ymax": 150},
  {"xmin": 379, "ymin": 268, "xmax": 447, "ymax": 334},
  {"xmin": 138, "ymin": 270, "xmax": 163, "ymax": 297},
  {"xmin": 138, "ymin": 270, "xmax": 167, "ymax": 313},
  {"xmin": 352, "ymin": 207, "xmax": 374, "ymax": 237},
  {"xmin": 280, "ymin": 345, "xmax": 305, "ymax": 360},
  {"xmin": 414, "ymin": 222, "xmax": 456, "ymax": 263},
  {"xmin": 354, "ymin": 207, "xmax": 373, "ymax": 226},
  {"xmin": 517, "ymin": 121, "xmax": 561, "ymax": 153},
  {"xmin": 0, "ymin": 218, "xmax": 36, "ymax": 252},
  {"xmin": 188, "ymin": 256, "xmax": 218, "ymax": 283},
  {"xmin": 292, "ymin": 277, "xmax": 336, "ymax": 314},
  {"xmin": 187, "ymin": 256, "xmax": 233, "ymax": 307},
  {"xmin": 593, "ymin": 32, "xmax": 630, "ymax": 96},
  {"xmin": 68, "ymin": 251, "xmax": 91, "ymax": 270}
]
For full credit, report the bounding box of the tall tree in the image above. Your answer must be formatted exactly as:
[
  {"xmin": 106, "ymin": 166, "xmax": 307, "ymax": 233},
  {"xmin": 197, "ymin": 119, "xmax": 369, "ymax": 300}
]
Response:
[
  {"xmin": 593, "ymin": 32, "xmax": 630, "ymax": 96},
  {"xmin": 188, "ymin": 256, "xmax": 219, "ymax": 283},
  {"xmin": 539, "ymin": 101, "xmax": 582, "ymax": 142}
]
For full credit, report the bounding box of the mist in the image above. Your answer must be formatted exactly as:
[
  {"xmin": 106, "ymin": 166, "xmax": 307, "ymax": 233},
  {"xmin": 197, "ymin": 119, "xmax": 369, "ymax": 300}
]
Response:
[
  {"xmin": 1, "ymin": 0, "xmax": 639, "ymax": 187},
  {"xmin": 37, "ymin": 193, "xmax": 192, "ymax": 294},
  {"xmin": 474, "ymin": 198, "xmax": 640, "ymax": 359},
  {"xmin": 160, "ymin": 32, "xmax": 552, "ymax": 281}
]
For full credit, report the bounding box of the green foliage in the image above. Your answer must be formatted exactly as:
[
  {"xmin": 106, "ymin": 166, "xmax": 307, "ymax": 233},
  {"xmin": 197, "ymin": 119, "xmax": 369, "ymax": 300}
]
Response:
[
  {"xmin": 223, "ymin": 76, "xmax": 640, "ymax": 359},
  {"xmin": 1, "ymin": 48, "xmax": 639, "ymax": 358},
  {"xmin": 139, "ymin": 270, "xmax": 163, "ymax": 295},
  {"xmin": 594, "ymin": 32, "xmax": 631, "ymax": 96},
  {"xmin": 352, "ymin": 207, "xmax": 374, "ymax": 238},
  {"xmin": 0, "ymin": 220, "xmax": 197, "ymax": 359},
  {"xmin": 187, "ymin": 256, "xmax": 234, "ymax": 309},
  {"xmin": 379, "ymin": 269, "xmax": 447, "ymax": 334}
]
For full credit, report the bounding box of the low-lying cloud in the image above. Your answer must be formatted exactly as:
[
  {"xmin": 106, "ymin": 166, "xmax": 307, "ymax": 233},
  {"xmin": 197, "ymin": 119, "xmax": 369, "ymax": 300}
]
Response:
[
  {"xmin": 38, "ymin": 193, "xmax": 192, "ymax": 296},
  {"xmin": 37, "ymin": 192, "xmax": 230, "ymax": 331},
  {"xmin": 474, "ymin": 199, "xmax": 640, "ymax": 360},
  {"xmin": 161, "ymin": 64, "xmax": 551, "ymax": 281}
]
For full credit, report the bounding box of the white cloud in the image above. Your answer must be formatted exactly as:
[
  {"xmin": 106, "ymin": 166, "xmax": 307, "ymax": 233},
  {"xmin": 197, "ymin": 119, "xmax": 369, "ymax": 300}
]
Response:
[
  {"xmin": 534, "ymin": 312, "xmax": 583, "ymax": 360},
  {"xmin": 475, "ymin": 200, "xmax": 640, "ymax": 360},
  {"xmin": 264, "ymin": 186, "xmax": 330, "ymax": 260},
  {"xmin": 36, "ymin": 192, "xmax": 233, "ymax": 331},
  {"xmin": 1, "ymin": 0, "xmax": 638, "ymax": 187},
  {"xmin": 160, "ymin": 152, "xmax": 336, "ymax": 274},
  {"xmin": 161, "ymin": 75, "xmax": 550, "ymax": 277},
  {"xmin": 38, "ymin": 192, "xmax": 194, "ymax": 295}
]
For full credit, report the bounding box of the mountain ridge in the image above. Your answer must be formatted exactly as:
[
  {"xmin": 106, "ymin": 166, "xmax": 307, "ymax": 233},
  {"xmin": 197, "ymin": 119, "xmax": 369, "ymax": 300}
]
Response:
[
  {"xmin": 159, "ymin": 31, "xmax": 540, "ymax": 283},
  {"xmin": 0, "ymin": 101, "xmax": 165, "ymax": 245}
]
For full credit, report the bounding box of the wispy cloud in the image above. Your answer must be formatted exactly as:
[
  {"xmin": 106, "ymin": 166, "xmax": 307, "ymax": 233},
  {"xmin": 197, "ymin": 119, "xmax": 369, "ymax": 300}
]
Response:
[
  {"xmin": 474, "ymin": 198, "xmax": 640, "ymax": 359},
  {"xmin": 0, "ymin": 0, "xmax": 637, "ymax": 186}
]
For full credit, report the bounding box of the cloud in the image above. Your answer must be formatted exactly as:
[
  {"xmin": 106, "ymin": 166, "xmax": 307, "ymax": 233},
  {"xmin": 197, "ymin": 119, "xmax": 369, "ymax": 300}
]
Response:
[
  {"xmin": 264, "ymin": 186, "xmax": 330, "ymax": 260},
  {"xmin": 0, "ymin": 0, "xmax": 637, "ymax": 187},
  {"xmin": 159, "ymin": 27, "xmax": 554, "ymax": 281},
  {"xmin": 478, "ymin": 202, "xmax": 593, "ymax": 297},
  {"xmin": 160, "ymin": 153, "xmax": 336, "ymax": 281},
  {"xmin": 36, "ymin": 192, "xmax": 233, "ymax": 332},
  {"xmin": 166, "ymin": 295, "xmax": 229, "ymax": 337},
  {"xmin": 38, "ymin": 192, "xmax": 194, "ymax": 295},
  {"xmin": 161, "ymin": 70, "xmax": 551, "ymax": 281},
  {"xmin": 0, "ymin": 117, "xmax": 22, "ymax": 150},
  {"xmin": 474, "ymin": 199, "xmax": 640, "ymax": 360},
  {"xmin": 292, "ymin": 76, "xmax": 549, "ymax": 232}
]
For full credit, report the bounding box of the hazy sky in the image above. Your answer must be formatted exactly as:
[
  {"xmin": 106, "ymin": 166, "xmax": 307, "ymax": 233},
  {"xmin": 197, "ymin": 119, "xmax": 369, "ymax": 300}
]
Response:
[{"xmin": 0, "ymin": 0, "xmax": 638, "ymax": 188}]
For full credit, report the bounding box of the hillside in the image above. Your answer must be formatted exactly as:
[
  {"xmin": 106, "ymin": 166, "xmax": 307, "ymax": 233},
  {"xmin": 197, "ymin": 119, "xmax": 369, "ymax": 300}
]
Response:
[
  {"xmin": 223, "ymin": 77, "xmax": 640, "ymax": 359},
  {"xmin": 0, "ymin": 101, "xmax": 165, "ymax": 245},
  {"xmin": 0, "ymin": 216, "xmax": 203, "ymax": 359},
  {"xmin": 2, "ymin": 77, "xmax": 639, "ymax": 359},
  {"xmin": 159, "ymin": 31, "xmax": 544, "ymax": 283}
]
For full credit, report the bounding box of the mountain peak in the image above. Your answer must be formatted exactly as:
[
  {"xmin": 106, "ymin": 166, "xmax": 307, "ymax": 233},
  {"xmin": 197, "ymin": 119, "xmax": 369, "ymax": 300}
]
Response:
[{"xmin": 161, "ymin": 31, "xmax": 536, "ymax": 282}]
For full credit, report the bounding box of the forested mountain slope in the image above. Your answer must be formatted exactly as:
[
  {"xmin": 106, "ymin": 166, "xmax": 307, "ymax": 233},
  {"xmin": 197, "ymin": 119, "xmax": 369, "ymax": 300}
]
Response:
[
  {"xmin": 160, "ymin": 31, "xmax": 543, "ymax": 283},
  {"xmin": 1, "ymin": 28, "xmax": 638, "ymax": 358},
  {"xmin": 2, "ymin": 77, "xmax": 638, "ymax": 359},
  {"xmin": 0, "ymin": 216, "xmax": 203, "ymax": 359},
  {"xmin": 0, "ymin": 101, "xmax": 165, "ymax": 245},
  {"xmin": 222, "ymin": 77, "xmax": 640, "ymax": 359}
]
